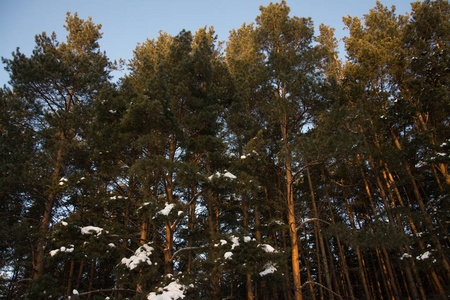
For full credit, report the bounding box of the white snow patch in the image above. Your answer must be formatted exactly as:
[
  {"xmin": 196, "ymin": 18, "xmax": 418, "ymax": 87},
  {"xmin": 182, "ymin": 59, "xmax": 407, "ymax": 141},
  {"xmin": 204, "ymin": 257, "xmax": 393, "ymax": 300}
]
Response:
[
  {"xmin": 50, "ymin": 245, "xmax": 74, "ymax": 256},
  {"xmin": 410, "ymin": 232, "xmax": 423, "ymax": 238},
  {"xmin": 61, "ymin": 221, "xmax": 68, "ymax": 226},
  {"xmin": 259, "ymin": 244, "xmax": 276, "ymax": 253},
  {"xmin": 208, "ymin": 170, "xmax": 237, "ymax": 181},
  {"xmin": 122, "ymin": 243, "xmax": 154, "ymax": 270},
  {"xmin": 400, "ymin": 253, "xmax": 412, "ymax": 260},
  {"xmin": 208, "ymin": 172, "xmax": 221, "ymax": 181},
  {"xmin": 224, "ymin": 252, "xmax": 233, "ymax": 260},
  {"xmin": 240, "ymin": 151, "xmax": 258, "ymax": 159},
  {"xmin": 214, "ymin": 239, "xmax": 228, "ymax": 247},
  {"xmin": 230, "ymin": 236, "xmax": 239, "ymax": 249},
  {"xmin": 223, "ymin": 171, "xmax": 237, "ymax": 179},
  {"xmin": 416, "ymin": 251, "xmax": 432, "ymax": 261},
  {"xmin": 147, "ymin": 280, "xmax": 187, "ymax": 300},
  {"xmin": 271, "ymin": 220, "xmax": 284, "ymax": 226},
  {"xmin": 80, "ymin": 226, "xmax": 104, "ymax": 236},
  {"xmin": 259, "ymin": 262, "xmax": 277, "ymax": 276},
  {"xmin": 73, "ymin": 289, "xmax": 79, "ymax": 295},
  {"xmin": 108, "ymin": 243, "xmax": 115, "ymax": 248},
  {"xmin": 155, "ymin": 203, "xmax": 175, "ymax": 217},
  {"xmin": 243, "ymin": 236, "xmax": 251, "ymax": 243}
]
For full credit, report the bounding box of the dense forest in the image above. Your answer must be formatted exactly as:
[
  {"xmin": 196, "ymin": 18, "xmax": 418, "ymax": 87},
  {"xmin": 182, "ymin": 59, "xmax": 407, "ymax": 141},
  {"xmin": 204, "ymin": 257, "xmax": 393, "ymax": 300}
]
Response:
[{"xmin": 1, "ymin": 1, "xmax": 449, "ymax": 299}]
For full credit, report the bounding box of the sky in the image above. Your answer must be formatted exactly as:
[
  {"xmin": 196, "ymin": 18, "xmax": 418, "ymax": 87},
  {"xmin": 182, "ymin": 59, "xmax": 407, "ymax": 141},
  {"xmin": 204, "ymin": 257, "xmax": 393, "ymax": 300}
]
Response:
[{"xmin": 0, "ymin": 0, "xmax": 414, "ymax": 86}]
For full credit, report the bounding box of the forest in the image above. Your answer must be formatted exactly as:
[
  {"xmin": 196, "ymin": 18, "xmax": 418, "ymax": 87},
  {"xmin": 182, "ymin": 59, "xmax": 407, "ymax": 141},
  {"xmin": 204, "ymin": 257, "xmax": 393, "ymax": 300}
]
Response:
[{"xmin": 0, "ymin": 0, "xmax": 449, "ymax": 299}]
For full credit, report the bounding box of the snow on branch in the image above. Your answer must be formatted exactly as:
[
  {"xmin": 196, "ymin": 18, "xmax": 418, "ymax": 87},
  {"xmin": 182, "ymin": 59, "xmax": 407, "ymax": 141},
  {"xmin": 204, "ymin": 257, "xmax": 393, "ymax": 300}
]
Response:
[
  {"xmin": 80, "ymin": 226, "xmax": 105, "ymax": 236},
  {"xmin": 147, "ymin": 280, "xmax": 189, "ymax": 300},
  {"xmin": 208, "ymin": 170, "xmax": 237, "ymax": 181},
  {"xmin": 259, "ymin": 262, "xmax": 277, "ymax": 276},
  {"xmin": 121, "ymin": 243, "xmax": 154, "ymax": 270}
]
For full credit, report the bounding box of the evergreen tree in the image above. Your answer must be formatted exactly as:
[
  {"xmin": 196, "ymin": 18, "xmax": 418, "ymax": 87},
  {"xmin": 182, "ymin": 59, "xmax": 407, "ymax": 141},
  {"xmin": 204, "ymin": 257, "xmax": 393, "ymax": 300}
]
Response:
[{"xmin": 3, "ymin": 11, "xmax": 111, "ymax": 293}]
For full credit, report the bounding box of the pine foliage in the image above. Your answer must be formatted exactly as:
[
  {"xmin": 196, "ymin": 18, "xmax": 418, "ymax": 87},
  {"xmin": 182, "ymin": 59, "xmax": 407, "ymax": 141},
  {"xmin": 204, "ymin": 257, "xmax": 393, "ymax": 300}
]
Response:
[{"xmin": 1, "ymin": 1, "xmax": 449, "ymax": 299}]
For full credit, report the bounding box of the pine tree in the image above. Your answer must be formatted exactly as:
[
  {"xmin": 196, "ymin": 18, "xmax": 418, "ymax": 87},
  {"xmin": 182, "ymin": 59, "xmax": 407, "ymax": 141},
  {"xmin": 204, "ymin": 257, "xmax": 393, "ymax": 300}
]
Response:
[{"xmin": 3, "ymin": 12, "xmax": 111, "ymax": 290}]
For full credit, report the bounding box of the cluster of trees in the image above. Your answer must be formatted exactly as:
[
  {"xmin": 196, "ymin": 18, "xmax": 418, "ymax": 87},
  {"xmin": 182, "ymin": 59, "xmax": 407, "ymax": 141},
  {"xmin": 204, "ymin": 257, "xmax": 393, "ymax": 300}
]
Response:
[{"xmin": 1, "ymin": 1, "xmax": 449, "ymax": 299}]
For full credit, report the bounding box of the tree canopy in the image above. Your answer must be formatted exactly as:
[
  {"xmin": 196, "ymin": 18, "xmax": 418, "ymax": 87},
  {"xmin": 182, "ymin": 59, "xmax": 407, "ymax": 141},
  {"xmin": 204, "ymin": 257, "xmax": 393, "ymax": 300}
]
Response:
[{"xmin": 1, "ymin": 1, "xmax": 449, "ymax": 299}]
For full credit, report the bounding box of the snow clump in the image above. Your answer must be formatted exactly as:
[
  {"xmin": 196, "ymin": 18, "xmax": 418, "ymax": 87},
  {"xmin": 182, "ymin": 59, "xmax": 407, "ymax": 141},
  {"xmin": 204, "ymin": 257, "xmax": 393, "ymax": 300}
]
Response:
[
  {"xmin": 50, "ymin": 245, "xmax": 75, "ymax": 257},
  {"xmin": 154, "ymin": 203, "xmax": 175, "ymax": 218},
  {"xmin": 258, "ymin": 244, "xmax": 277, "ymax": 253},
  {"xmin": 121, "ymin": 243, "xmax": 154, "ymax": 270},
  {"xmin": 147, "ymin": 280, "xmax": 188, "ymax": 300},
  {"xmin": 259, "ymin": 262, "xmax": 277, "ymax": 277},
  {"xmin": 399, "ymin": 253, "xmax": 412, "ymax": 260},
  {"xmin": 214, "ymin": 239, "xmax": 228, "ymax": 247},
  {"xmin": 80, "ymin": 226, "xmax": 104, "ymax": 236},
  {"xmin": 416, "ymin": 251, "xmax": 432, "ymax": 261},
  {"xmin": 224, "ymin": 252, "xmax": 233, "ymax": 260},
  {"xmin": 208, "ymin": 170, "xmax": 237, "ymax": 181}
]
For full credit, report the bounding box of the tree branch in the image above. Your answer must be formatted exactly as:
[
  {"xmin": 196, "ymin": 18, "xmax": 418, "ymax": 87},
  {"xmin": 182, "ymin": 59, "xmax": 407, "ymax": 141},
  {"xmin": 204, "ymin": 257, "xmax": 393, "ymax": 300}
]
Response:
[
  {"xmin": 296, "ymin": 218, "xmax": 330, "ymax": 232},
  {"xmin": 292, "ymin": 161, "xmax": 322, "ymax": 179},
  {"xmin": 299, "ymin": 281, "xmax": 344, "ymax": 299},
  {"xmin": 171, "ymin": 190, "xmax": 203, "ymax": 230},
  {"xmin": 76, "ymin": 288, "xmax": 143, "ymax": 297},
  {"xmin": 170, "ymin": 246, "xmax": 207, "ymax": 262}
]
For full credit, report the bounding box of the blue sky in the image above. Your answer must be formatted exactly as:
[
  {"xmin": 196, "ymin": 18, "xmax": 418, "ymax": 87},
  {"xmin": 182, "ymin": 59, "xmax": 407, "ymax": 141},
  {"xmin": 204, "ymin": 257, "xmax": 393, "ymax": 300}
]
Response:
[{"xmin": 0, "ymin": 0, "xmax": 413, "ymax": 86}]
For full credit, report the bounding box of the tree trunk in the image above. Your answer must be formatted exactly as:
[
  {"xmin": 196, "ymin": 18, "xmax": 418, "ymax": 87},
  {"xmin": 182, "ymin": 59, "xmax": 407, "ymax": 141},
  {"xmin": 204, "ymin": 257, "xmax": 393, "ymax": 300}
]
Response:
[
  {"xmin": 187, "ymin": 186, "xmax": 197, "ymax": 273},
  {"xmin": 345, "ymin": 195, "xmax": 371, "ymax": 300},
  {"xmin": 66, "ymin": 259, "xmax": 75, "ymax": 296},
  {"xmin": 88, "ymin": 258, "xmax": 96, "ymax": 300},
  {"xmin": 323, "ymin": 170, "xmax": 355, "ymax": 300},
  {"xmin": 281, "ymin": 116, "xmax": 302, "ymax": 300},
  {"xmin": 306, "ymin": 167, "xmax": 334, "ymax": 299},
  {"xmin": 33, "ymin": 137, "xmax": 65, "ymax": 280}
]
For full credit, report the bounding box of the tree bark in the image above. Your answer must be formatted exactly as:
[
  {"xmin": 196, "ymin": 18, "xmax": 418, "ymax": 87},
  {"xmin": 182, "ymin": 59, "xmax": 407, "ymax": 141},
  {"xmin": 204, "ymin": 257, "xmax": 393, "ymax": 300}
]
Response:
[
  {"xmin": 281, "ymin": 116, "xmax": 302, "ymax": 300},
  {"xmin": 33, "ymin": 137, "xmax": 65, "ymax": 280},
  {"xmin": 306, "ymin": 167, "xmax": 334, "ymax": 299}
]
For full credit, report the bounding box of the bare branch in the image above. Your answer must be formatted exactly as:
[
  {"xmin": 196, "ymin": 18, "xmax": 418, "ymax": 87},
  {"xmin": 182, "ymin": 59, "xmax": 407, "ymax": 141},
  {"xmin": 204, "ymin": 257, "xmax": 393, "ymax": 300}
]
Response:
[
  {"xmin": 171, "ymin": 190, "xmax": 204, "ymax": 230},
  {"xmin": 299, "ymin": 281, "xmax": 344, "ymax": 299},
  {"xmin": 292, "ymin": 161, "xmax": 322, "ymax": 179},
  {"xmin": 296, "ymin": 218, "xmax": 330, "ymax": 232},
  {"xmin": 170, "ymin": 246, "xmax": 207, "ymax": 262},
  {"xmin": 76, "ymin": 288, "xmax": 143, "ymax": 297}
]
